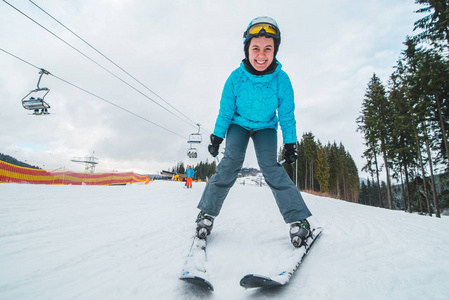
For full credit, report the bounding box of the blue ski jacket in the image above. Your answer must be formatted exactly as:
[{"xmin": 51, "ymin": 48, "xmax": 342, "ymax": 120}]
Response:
[
  {"xmin": 186, "ymin": 168, "xmax": 195, "ymax": 178},
  {"xmin": 212, "ymin": 61, "xmax": 297, "ymax": 144}
]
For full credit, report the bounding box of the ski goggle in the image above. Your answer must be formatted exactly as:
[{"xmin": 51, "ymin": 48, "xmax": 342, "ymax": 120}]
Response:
[
  {"xmin": 247, "ymin": 23, "xmax": 278, "ymax": 36},
  {"xmin": 244, "ymin": 23, "xmax": 280, "ymax": 40}
]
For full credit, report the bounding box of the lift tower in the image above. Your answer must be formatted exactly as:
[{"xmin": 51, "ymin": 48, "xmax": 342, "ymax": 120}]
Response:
[{"xmin": 71, "ymin": 152, "xmax": 99, "ymax": 173}]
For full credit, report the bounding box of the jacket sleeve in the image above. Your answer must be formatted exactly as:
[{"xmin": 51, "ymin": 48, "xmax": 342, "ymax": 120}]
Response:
[
  {"xmin": 213, "ymin": 73, "xmax": 236, "ymax": 139},
  {"xmin": 278, "ymin": 72, "xmax": 297, "ymax": 144}
]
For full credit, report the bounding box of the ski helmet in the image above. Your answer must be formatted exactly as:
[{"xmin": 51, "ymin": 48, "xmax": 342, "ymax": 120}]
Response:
[{"xmin": 243, "ymin": 16, "xmax": 281, "ymax": 58}]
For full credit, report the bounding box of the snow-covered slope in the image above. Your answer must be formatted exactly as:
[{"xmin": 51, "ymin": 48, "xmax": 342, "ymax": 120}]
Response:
[{"xmin": 1, "ymin": 181, "xmax": 449, "ymax": 300}]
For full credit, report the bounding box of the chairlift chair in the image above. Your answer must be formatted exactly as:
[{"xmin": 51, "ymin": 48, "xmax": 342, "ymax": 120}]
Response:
[
  {"xmin": 187, "ymin": 133, "xmax": 202, "ymax": 144},
  {"xmin": 187, "ymin": 148, "xmax": 198, "ymax": 159},
  {"xmin": 187, "ymin": 124, "xmax": 202, "ymax": 144},
  {"xmin": 22, "ymin": 69, "xmax": 51, "ymax": 115}
]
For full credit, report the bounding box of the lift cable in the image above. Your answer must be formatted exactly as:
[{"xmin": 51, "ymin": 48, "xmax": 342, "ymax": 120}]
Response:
[
  {"xmin": 3, "ymin": 0, "xmax": 200, "ymax": 132},
  {"xmin": 28, "ymin": 0, "xmax": 207, "ymax": 134},
  {"xmin": 52, "ymin": 73, "xmax": 189, "ymax": 141},
  {"xmin": 0, "ymin": 47, "xmax": 188, "ymax": 140}
]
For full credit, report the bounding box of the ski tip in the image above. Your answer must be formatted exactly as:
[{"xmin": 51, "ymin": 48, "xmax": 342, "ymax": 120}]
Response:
[
  {"xmin": 312, "ymin": 226, "xmax": 324, "ymax": 237},
  {"xmin": 240, "ymin": 274, "xmax": 282, "ymax": 289},
  {"xmin": 180, "ymin": 275, "xmax": 214, "ymax": 291}
]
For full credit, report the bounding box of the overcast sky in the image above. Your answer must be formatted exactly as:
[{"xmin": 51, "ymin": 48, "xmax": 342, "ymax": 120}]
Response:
[{"xmin": 1, "ymin": 0, "xmax": 421, "ymax": 178}]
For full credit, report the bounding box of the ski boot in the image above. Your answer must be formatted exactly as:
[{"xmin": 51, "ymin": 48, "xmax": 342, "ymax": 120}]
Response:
[
  {"xmin": 196, "ymin": 211, "xmax": 214, "ymax": 239},
  {"xmin": 289, "ymin": 219, "xmax": 311, "ymax": 248}
]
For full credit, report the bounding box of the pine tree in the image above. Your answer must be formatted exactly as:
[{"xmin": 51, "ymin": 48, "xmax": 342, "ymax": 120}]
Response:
[
  {"xmin": 414, "ymin": 0, "xmax": 449, "ymax": 48},
  {"xmin": 357, "ymin": 74, "xmax": 394, "ymax": 209},
  {"xmin": 315, "ymin": 141, "xmax": 330, "ymax": 193},
  {"xmin": 327, "ymin": 142, "xmax": 342, "ymax": 198},
  {"xmin": 301, "ymin": 132, "xmax": 317, "ymax": 191},
  {"xmin": 345, "ymin": 153, "xmax": 360, "ymax": 202},
  {"xmin": 402, "ymin": 38, "xmax": 445, "ymax": 217},
  {"xmin": 388, "ymin": 61, "xmax": 422, "ymax": 214}
]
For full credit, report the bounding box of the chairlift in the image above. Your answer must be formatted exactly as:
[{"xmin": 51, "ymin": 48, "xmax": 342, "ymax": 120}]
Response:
[
  {"xmin": 187, "ymin": 147, "xmax": 198, "ymax": 159},
  {"xmin": 187, "ymin": 124, "xmax": 202, "ymax": 144},
  {"xmin": 22, "ymin": 69, "xmax": 51, "ymax": 115}
]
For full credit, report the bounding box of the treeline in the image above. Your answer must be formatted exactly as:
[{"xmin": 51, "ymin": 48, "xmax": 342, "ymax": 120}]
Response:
[
  {"xmin": 360, "ymin": 173, "xmax": 449, "ymax": 213},
  {"xmin": 356, "ymin": 0, "xmax": 449, "ymax": 217},
  {"xmin": 282, "ymin": 132, "xmax": 360, "ymax": 202},
  {"xmin": 171, "ymin": 160, "xmax": 217, "ymax": 181},
  {"xmin": 0, "ymin": 153, "xmax": 41, "ymax": 169}
]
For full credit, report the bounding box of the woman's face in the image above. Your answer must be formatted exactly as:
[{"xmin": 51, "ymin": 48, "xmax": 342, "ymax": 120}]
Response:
[{"xmin": 248, "ymin": 36, "xmax": 275, "ymax": 72}]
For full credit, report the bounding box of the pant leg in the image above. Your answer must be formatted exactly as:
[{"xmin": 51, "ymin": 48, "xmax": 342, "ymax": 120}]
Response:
[
  {"xmin": 251, "ymin": 128, "xmax": 312, "ymax": 223},
  {"xmin": 197, "ymin": 125, "xmax": 250, "ymax": 216}
]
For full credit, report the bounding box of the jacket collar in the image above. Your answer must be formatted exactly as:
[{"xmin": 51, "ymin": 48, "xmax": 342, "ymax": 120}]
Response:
[{"xmin": 240, "ymin": 60, "xmax": 282, "ymax": 82}]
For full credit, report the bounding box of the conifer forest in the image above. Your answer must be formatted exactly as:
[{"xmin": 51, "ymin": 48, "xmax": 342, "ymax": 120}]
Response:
[
  {"xmin": 356, "ymin": 0, "xmax": 448, "ymax": 217},
  {"xmin": 282, "ymin": 1, "xmax": 448, "ymax": 217}
]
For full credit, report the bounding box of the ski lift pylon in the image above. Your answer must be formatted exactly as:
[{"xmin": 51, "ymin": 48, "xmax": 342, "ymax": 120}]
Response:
[{"xmin": 21, "ymin": 69, "xmax": 51, "ymax": 115}]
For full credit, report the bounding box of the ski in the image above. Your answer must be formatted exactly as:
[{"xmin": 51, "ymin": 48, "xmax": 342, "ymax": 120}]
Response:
[
  {"xmin": 240, "ymin": 227, "xmax": 323, "ymax": 289},
  {"xmin": 180, "ymin": 236, "xmax": 214, "ymax": 291}
]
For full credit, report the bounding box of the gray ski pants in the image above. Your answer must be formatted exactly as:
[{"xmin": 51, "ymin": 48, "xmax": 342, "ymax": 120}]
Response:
[{"xmin": 198, "ymin": 124, "xmax": 312, "ymax": 223}]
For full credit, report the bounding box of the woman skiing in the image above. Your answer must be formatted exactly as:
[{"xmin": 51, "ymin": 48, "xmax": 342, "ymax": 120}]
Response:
[{"xmin": 195, "ymin": 16, "xmax": 313, "ymax": 248}]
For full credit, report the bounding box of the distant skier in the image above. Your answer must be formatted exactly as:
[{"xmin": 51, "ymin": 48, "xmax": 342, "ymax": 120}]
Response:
[
  {"xmin": 194, "ymin": 16, "xmax": 313, "ymax": 248},
  {"xmin": 186, "ymin": 165, "xmax": 194, "ymax": 189}
]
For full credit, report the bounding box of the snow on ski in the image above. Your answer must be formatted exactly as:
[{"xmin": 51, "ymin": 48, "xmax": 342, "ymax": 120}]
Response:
[
  {"xmin": 240, "ymin": 227, "xmax": 323, "ymax": 289},
  {"xmin": 179, "ymin": 236, "xmax": 214, "ymax": 291}
]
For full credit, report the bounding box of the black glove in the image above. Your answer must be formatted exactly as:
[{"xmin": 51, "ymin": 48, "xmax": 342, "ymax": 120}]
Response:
[
  {"xmin": 208, "ymin": 134, "xmax": 223, "ymax": 157},
  {"xmin": 283, "ymin": 143, "xmax": 297, "ymax": 164}
]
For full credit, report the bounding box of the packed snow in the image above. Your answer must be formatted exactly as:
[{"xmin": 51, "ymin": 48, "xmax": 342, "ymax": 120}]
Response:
[{"xmin": 1, "ymin": 179, "xmax": 449, "ymax": 300}]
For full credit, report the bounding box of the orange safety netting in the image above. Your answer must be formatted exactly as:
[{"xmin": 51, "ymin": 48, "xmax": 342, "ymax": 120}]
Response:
[{"xmin": 0, "ymin": 160, "xmax": 150, "ymax": 185}]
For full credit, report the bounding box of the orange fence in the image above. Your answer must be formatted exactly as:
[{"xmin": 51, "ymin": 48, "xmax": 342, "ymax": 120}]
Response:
[{"xmin": 0, "ymin": 161, "xmax": 150, "ymax": 185}]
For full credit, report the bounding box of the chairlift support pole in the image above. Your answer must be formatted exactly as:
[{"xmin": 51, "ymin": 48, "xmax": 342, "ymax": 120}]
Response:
[{"xmin": 37, "ymin": 69, "xmax": 50, "ymax": 89}]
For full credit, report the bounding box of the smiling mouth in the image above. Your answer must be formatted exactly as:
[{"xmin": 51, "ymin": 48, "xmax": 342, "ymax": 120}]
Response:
[{"xmin": 255, "ymin": 60, "xmax": 267, "ymax": 65}]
